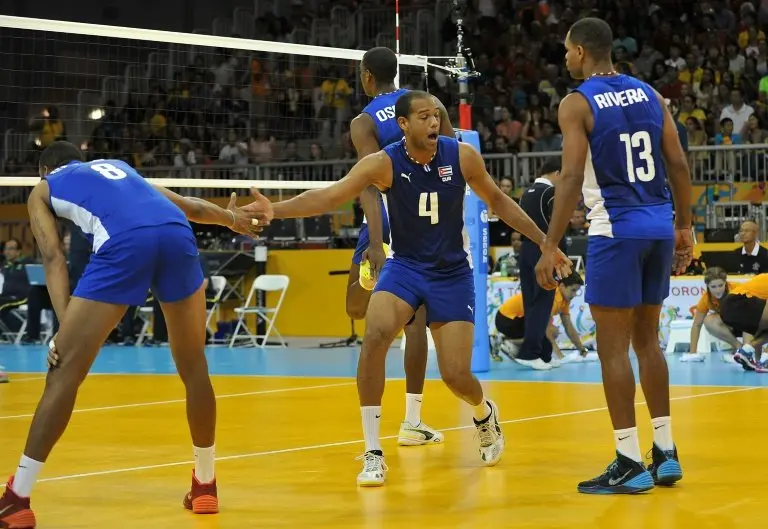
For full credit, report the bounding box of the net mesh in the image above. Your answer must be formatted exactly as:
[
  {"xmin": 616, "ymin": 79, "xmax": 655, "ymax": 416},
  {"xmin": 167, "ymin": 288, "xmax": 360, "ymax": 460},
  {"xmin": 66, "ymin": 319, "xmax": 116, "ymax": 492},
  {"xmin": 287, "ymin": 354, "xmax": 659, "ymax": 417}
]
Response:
[{"xmin": 0, "ymin": 15, "xmax": 434, "ymax": 185}]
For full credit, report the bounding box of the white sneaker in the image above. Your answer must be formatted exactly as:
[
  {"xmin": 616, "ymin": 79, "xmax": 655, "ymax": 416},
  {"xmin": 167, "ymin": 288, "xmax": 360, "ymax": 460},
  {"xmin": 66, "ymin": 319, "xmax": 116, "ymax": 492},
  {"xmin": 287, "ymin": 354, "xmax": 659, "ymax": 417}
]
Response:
[
  {"xmin": 356, "ymin": 451, "xmax": 387, "ymax": 486},
  {"xmin": 0, "ymin": 366, "xmax": 8, "ymax": 384},
  {"xmin": 513, "ymin": 357, "xmax": 552, "ymax": 370},
  {"xmin": 397, "ymin": 421, "xmax": 444, "ymax": 446},
  {"xmin": 474, "ymin": 400, "xmax": 504, "ymax": 466},
  {"xmin": 723, "ymin": 353, "xmax": 738, "ymax": 364},
  {"xmin": 681, "ymin": 352, "xmax": 706, "ymax": 362},
  {"xmin": 549, "ymin": 357, "xmax": 562, "ymax": 368}
]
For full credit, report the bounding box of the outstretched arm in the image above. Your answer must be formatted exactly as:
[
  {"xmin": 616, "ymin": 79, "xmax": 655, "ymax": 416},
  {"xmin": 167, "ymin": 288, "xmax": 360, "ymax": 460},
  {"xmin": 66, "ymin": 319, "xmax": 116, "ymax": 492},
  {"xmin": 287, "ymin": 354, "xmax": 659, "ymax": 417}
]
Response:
[
  {"xmin": 151, "ymin": 185, "xmax": 271, "ymax": 237},
  {"xmin": 28, "ymin": 182, "xmax": 70, "ymax": 320},
  {"xmin": 273, "ymin": 151, "xmax": 392, "ymax": 219},
  {"xmin": 459, "ymin": 142, "xmax": 546, "ymax": 245}
]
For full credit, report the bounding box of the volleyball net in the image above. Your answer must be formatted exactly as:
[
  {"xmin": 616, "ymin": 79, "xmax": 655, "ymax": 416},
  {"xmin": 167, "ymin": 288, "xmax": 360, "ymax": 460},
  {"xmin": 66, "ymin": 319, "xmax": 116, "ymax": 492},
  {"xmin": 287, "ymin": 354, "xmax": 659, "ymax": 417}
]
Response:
[{"xmin": 0, "ymin": 10, "xmax": 491, "ymax": 370}]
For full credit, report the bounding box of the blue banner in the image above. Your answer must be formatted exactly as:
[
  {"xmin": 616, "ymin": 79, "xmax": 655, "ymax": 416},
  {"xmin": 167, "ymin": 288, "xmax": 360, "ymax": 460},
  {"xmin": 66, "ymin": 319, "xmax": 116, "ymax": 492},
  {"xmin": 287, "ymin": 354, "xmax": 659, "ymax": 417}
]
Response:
[{"xmin": 456, "ymin": 129, "xmax": 490, "ymax": 373}]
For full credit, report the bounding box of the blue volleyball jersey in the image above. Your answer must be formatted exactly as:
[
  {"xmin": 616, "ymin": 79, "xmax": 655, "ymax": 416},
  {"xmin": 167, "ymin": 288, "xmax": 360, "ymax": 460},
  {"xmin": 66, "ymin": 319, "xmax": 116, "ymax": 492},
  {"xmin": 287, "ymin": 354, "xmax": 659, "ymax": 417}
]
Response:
[
  {"xmin": 45, "ymin": 159, "xmax": 189, "ymax": 253},
  {"xmin": 575, "ymin": 74, "xmax": 674, "ymax": 240},
  {"xmin": 362, "ymin": 88, "xmax": 409, "ymax": 148},
  {"xmin": 382, "ymin": 136, "xmax": 470, "ymax": 271}
]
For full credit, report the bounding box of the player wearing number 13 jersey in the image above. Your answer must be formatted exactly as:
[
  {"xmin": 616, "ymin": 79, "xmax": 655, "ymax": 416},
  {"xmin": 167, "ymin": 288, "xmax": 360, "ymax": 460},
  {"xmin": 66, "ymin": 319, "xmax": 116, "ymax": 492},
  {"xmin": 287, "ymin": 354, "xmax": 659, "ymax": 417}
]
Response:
[
  {"xmin": 535, "ymin": 18, "xmax": 693, "ymax": 496},
  {"xmin": 0, "ymin": 141, "xmax": 269, "ymax": 528},
  {"xmin": 270, "ymin": 90, "xmax": 572, "ymax": 487}
]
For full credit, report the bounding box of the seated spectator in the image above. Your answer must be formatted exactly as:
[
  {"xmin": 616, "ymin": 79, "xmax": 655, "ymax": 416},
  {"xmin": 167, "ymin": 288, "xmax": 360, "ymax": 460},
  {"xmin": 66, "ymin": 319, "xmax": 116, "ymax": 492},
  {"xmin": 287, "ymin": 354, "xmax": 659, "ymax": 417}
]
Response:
[
  {"xmin": 0, "ymin": 238, "xmax": 31, "ymax": 335},
  {"xmin": 567, "ymin": 209, "xmax": 588, "ymax": 236}
]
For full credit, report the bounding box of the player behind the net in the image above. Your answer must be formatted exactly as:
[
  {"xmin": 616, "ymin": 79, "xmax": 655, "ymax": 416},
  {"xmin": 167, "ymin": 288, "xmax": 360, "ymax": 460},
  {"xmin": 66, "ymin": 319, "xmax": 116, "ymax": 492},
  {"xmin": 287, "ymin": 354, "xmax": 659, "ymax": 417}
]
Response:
[
  {"xmin": 258, "ymin": 90, "xmax": 571, "ymax": 486},
  {"xmin": 348, "ymin": 47, "xmax": 456, "ymax": 446},
  {"xmin": 535, "ymin": 17, "xmax": 693, "ymax": 494},
  {"xmin": 0, "ymin": 141, "xmax": 272, "ymax": 529}
]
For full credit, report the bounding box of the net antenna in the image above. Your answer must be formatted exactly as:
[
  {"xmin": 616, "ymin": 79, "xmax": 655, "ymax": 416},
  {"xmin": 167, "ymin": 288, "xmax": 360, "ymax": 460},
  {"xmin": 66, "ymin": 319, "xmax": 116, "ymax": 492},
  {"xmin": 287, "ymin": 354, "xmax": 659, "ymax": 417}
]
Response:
[{"xmin": 422, "ymin": 0, "xmax": 480, "ymax": 128}]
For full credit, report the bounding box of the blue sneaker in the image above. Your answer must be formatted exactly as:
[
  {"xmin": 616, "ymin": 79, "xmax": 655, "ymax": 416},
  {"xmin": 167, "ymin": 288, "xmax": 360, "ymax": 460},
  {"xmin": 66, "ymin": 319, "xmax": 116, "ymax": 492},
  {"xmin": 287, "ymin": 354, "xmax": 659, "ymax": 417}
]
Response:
[
  {"xmin": 646, "ymin": 443, "xmax": 683, "ymax": 485},
  {"xmin": 577, "ymin": 451, "xmax": 654, "ymax": 495},
  {"xmin": 734, "ymin": 348, "xmax": 758, "ymax": 371}
]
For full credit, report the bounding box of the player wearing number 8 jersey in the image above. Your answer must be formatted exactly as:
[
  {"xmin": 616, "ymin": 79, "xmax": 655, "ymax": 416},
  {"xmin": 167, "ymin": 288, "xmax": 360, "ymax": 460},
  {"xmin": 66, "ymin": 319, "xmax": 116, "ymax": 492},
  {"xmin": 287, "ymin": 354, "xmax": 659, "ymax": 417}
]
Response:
[
  {"xmin": 0, "ymin": 141, "xmax": 271, "ymax": 528},
  {"xmin": 268, "ymin": 91, "xmax": 572, "ymax": 486},
  {"xmin": 535, "ymin": 18, "xmax": 693, "ymax": 495}
]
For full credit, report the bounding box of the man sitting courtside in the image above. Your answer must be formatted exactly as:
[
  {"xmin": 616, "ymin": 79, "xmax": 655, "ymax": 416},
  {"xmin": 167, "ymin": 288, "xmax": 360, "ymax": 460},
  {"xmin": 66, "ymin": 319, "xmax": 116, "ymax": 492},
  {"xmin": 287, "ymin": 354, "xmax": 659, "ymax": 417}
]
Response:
[
  {"xmin": 736, "ymin": 221, "xmax": 768, "ymax": 275},
  {"xmin": 0, "ymin": 238, "xmax": 31, "ymax": 336}
]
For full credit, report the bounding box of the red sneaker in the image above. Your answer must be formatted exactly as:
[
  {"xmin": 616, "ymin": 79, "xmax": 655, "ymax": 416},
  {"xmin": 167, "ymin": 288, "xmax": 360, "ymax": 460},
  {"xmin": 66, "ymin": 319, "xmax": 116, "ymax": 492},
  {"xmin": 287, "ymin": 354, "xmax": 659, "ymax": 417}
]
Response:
[
  {"xmin": 0, "ymin": 477, "xmax": 36, "ymax": 529},
  {"xmin": 182, "ymin": 470, "xmax": 218, "ymax": 514}
]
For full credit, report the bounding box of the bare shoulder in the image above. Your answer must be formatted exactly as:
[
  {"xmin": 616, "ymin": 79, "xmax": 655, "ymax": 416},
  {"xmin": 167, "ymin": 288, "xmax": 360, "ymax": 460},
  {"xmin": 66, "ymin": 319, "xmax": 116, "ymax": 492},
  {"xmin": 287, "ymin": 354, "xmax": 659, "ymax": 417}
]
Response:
[{"xmin": 558, "ymin": 92, "xmax": 590, "ymax": 118}]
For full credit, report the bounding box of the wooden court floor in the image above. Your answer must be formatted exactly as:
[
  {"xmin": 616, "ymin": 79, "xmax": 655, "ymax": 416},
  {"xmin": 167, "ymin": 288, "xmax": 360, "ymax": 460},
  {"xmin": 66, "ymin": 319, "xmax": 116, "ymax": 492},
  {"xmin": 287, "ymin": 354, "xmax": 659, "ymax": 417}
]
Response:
[{"xmin": 1, "ymin": 374, "xmax": 767, "ymax": 528}]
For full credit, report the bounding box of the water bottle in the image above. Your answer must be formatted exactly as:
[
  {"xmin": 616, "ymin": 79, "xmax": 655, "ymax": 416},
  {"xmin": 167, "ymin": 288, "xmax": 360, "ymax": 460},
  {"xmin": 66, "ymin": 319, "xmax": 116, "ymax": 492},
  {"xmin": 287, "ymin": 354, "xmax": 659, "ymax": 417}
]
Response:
[{"xmin": 500, "ymin": 258, "xmax": 508, "ymax": 277}]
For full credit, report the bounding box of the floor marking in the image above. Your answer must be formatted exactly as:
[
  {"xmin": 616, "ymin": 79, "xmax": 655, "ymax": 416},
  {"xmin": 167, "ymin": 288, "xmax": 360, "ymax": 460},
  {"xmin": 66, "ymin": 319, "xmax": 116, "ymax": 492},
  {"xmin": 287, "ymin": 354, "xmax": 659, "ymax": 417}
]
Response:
[
  {"xmin": 0, "ymin": 385, "xmax": 757, "ymax": 488},
  {"xmin": 0, "ymin": 382, "xmax": 356, "ymax": 420}
]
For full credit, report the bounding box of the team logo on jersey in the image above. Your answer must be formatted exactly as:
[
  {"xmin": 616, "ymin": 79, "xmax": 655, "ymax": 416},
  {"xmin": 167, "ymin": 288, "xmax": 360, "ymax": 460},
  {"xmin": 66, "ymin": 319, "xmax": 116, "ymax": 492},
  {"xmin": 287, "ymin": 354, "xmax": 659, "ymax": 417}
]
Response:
[
  {"xmin": 438, "ymin": 166, "xmax": 453, "ymax": 182},
  {"xmin": 400, "ymin": 172, "xmax": 412, "ymax": 183}
]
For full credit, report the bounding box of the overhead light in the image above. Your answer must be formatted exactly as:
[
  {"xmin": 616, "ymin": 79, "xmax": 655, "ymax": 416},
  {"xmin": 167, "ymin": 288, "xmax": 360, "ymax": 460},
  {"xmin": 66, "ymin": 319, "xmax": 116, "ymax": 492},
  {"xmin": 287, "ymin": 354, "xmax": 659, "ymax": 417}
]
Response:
[{"xmin": 89, "ymin": 108, "xmax": 105, "ymax": 120}]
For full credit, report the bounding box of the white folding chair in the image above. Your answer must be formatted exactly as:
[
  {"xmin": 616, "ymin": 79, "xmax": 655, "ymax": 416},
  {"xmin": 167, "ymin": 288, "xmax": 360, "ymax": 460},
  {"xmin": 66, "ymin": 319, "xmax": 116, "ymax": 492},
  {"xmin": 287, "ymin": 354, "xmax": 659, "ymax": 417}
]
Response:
[
  {"xmin": 10, "ymin": 305, "xmax": 28, "ymax": 345},
  {"xmin": 136, "ymin": 306, "xmax": 154, "ymax": 346},
  {"xmin": 205, "ymin": 275, "xmax": 227, "ymax": 333},
  {"xmin": 229, "ymin": 274, "xmax": 289, "ymax": 348}
]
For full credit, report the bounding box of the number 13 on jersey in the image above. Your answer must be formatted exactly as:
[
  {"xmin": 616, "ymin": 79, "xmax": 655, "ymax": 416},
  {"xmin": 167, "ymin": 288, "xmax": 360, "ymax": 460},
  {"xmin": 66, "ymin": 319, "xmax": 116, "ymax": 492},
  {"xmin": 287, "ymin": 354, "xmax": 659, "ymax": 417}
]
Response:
[
  {"xmin": 419, "ymin": 192, "xmax": 439, "ymax": 224},
  {"xmin": 619, "ymin": 131, "xmax": 656, "ymax": 183}
]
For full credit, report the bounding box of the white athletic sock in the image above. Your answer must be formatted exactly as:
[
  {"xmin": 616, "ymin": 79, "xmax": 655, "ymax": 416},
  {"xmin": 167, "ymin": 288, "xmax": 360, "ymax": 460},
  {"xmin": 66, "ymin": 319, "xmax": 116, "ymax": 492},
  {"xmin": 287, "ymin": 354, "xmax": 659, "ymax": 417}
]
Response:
[
  {"xmin": 11, "ymin": 455, "xmax": 43, "ymax": 498},
  {"xmin": 742, "ymin": 343, "xmax": 756, "ymax": 355},
  {"xmin": 472, "ymin": 398, "xmax": 491, "ymax": 422},
  {"xmin": 361, "ymin": 406, "xmax": 382, "ymax": 453},
  {"xmin": 651, "ymin": 416, "xmax": 674, "ymax": 451},
  {"xmin": 193, "ymin": 445, "xmax": 215, "ymax": 484},
  {"xmin": 613, "ymin": 427, "xmax": 642, "ymax": 462},
  {"xmin": 404, "ymin": 393, "xmax": 423, "ymax": 426}
]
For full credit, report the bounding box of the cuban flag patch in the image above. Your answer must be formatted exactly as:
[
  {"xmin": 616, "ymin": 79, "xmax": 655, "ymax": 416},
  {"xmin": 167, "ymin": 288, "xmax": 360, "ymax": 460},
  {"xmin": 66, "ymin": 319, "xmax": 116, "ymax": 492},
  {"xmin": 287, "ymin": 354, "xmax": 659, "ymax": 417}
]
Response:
[{"xmin": 438, "ymin": 165, "xmax": 453, "ymax": 181}]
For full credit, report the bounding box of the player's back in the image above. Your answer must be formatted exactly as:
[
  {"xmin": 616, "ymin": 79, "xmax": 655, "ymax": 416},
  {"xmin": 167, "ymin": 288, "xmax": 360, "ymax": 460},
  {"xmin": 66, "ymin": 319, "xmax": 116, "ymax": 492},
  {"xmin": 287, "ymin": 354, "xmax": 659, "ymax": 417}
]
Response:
[
  {"xmin": 575, "ymin": 74, "xmax": 673, "ymax": 240},
  {"xmin": 383, "ymin": 136, "xmax": 469, "ymax": 271},
  {"xmin": 362, "ymin": 88, "xmax": 409, "ymax": 148},
  {"xmin": 45, "ymin": 159, "xmax": 188, "ymax": 252}
]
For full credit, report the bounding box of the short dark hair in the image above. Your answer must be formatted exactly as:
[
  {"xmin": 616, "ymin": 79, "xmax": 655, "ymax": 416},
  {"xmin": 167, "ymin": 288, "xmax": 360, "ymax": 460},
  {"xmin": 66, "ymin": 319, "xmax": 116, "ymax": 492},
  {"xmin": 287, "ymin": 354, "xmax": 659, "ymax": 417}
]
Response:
[
  {"xmin": 39, "ymin": 141, "xmax": 84, "ymax": 171},
  {"xmin": 3, "ymin": 237, "xmax": 22, "ymax": 250},
  {"xmin": 569, "ymin": 17, "xmax": 613, "ymax": 60},
  {"xmin": 540, "ymin": 157, "xmax": 561, "ymax": 176},
  {"xmin": 395, "ymin": 90, "xmax": 433, "ymax": 120},
  {"xmin": 561, "ymin": 271, "xmax": 584, "ymax": 287},
  {"xmin": 362, "ymin": 47, "xmax": 398, "ymax": 85}
]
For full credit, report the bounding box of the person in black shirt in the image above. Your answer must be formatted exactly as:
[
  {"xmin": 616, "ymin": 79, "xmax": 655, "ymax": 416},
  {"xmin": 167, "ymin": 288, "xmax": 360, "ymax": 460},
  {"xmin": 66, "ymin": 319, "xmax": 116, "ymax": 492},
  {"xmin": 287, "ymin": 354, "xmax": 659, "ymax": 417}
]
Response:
[
  {"xmin": 0, "ymin": 238, "xmax": 31, "ymax": 334},
  {"xmin": 736, "ymin": 221, "xmax": 768, "ymax": 274},
  {"xmin": 514, "ymin": 158, "xmax": 566, "ymax": 370}
]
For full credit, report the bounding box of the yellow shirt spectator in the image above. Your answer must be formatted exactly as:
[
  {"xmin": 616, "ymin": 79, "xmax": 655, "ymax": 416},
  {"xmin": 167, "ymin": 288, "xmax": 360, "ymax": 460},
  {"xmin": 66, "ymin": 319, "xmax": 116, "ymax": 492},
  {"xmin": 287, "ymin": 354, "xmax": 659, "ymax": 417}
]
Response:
[
  {"xmin": 321, "ymin": 78, "xmax": 351, "ymax": 109},
  {"xmin": 739, "ymin": 29, "xmax": 766, "ymax": 50},
  {"xmin": 678, "ymin": 108, "xmax": 707, "ymax": 126}
]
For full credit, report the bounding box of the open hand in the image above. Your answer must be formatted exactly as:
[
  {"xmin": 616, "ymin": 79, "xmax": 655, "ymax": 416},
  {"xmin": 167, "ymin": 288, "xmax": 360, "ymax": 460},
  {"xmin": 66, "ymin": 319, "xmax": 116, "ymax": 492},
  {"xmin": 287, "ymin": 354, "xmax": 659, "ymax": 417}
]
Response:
[
  {"xmin": 672, "ymin": 228, "xmax": 694, "ymax": 275},
  {"xmin": 227, "ymin": 188, "xmax": 274, "ymax": 237}
]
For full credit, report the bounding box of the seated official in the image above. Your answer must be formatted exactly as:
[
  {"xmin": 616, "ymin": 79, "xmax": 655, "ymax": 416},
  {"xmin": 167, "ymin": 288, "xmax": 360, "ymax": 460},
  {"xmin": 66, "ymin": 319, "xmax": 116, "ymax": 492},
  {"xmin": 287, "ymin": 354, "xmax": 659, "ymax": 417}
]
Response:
[
  {"xmin": 688, "ymin": 267, "xmax": 742, "ymax": 361},
  {"xmin": 0, "ymin": 238, "xmax": 31, "ymax": 335},
  {"xmin": 494, "ymin": 273, "xmax": 587, "ymax": 363},
  {"xmin": 736, "ymin": 221, "xmax": 768, "ymax": 275},
  {"xmin": 720, "ymin": 273, "xmax": 768, "ymax": 371}
]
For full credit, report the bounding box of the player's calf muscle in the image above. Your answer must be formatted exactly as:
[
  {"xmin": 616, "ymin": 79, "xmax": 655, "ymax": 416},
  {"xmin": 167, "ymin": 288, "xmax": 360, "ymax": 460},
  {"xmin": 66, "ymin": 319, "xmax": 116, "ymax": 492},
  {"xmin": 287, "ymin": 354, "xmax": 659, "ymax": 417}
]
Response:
[{"xmin": 346, "ymin": 283, "xmax": 371, "ymax": 320}]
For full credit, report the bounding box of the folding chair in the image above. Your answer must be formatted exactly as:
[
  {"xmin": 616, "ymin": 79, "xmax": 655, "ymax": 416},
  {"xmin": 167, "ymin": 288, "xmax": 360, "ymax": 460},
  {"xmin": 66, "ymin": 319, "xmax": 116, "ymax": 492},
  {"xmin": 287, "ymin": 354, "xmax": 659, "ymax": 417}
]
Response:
[
  {"xmin": 136, "ymin": 306, "xmax": 154, "ymax": 346},
  {"xmin": 229, "ymin": 274, "xmax": 289, "ymax": 348},
  {"xmin": 205, "ymin": 275, "xmax": 227, "ymax": 336}
]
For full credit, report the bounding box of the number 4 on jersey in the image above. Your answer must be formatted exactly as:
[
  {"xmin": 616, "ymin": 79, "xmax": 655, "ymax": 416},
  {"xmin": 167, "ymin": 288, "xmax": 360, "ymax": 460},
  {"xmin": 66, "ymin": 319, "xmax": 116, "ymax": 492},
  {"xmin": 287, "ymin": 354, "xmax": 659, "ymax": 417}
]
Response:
[
  {"xmin": 419, "ymin": 192, "xmax": 439, "ymax": 224},
  {"xmin": 619, "ymin": 131, "xmax": 656, "ymax": 183}
]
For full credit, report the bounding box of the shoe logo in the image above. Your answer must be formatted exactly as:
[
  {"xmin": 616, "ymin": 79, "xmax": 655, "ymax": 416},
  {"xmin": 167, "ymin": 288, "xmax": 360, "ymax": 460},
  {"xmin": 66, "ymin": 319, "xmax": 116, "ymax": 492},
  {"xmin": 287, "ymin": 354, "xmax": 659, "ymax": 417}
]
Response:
[
  {"xmin": 0, "ymin": 505, "xmax": 12, "ymax": 516},
  {"xmin": 618, "ymin": 436, "xmax": 630, "ymax": 441},
  {"xmin": 608, "ymin": 470, "xmax": 632, "ymax": 486},
  {"xmin": 400, "ymin": 173, "xmax": 411, "ymax": 183},
  {"xmin": 468, "ymin": 305, "xmax": 474, "ymax": 314}
]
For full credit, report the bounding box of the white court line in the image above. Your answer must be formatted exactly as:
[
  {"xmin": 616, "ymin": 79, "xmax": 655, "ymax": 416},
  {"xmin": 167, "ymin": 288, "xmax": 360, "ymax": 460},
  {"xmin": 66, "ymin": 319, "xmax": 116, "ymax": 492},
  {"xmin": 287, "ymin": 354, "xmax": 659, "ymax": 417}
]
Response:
[
  {"xmin": 0, "ymin": 385, "xmax": 758, "ymax": 488},
  {"xmin": 0, "ymin": 382, "xmax": 355, "ymax": 420}
]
